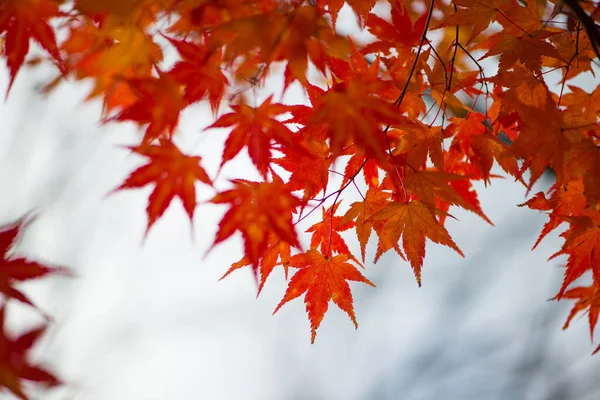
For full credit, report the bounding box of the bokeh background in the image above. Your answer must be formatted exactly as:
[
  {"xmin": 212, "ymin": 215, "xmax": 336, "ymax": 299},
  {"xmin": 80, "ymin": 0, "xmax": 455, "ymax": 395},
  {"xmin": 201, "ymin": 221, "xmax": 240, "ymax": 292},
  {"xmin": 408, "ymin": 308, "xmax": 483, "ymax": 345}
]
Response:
[{"xmin": 0, "ymin": 3, "xmax": 599, "ymax": 400}]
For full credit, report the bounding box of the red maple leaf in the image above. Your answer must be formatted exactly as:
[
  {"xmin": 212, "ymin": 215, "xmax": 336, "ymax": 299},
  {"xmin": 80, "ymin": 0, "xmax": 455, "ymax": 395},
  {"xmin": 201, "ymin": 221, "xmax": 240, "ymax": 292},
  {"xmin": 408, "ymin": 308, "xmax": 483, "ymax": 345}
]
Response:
[
  {"xmin": 273, "ymin": 249, "xmax": 375, "ymax": 343},
  {"xmin": 0, "ymin": 306, "xmax": 60, "ymax": 399},
  {"xmin": 210, "ymin": 178, "xmax": 301, "ymax": 269},
  {"xmin": 206, "ymin": 96, "xmax": 294, "ymax": 178},
  {"xmin": 0, "ymin": 218, "xmax": 70, "ymax": 310},
  {"xmin": 0, "ymin": 0, "xmax": 64, "ymax": 93},
  {"xmin": 114, "ymin": 139, "xmax": 212, "ymax": 235}
]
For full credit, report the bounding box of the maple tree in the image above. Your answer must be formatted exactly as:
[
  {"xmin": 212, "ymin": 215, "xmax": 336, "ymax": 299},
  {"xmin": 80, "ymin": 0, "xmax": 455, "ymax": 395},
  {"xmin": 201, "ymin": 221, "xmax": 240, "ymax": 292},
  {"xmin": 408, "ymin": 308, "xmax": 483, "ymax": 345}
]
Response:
[{"xmin": 2, "ymin": 0, "xmax": 600, "ymax": 396}]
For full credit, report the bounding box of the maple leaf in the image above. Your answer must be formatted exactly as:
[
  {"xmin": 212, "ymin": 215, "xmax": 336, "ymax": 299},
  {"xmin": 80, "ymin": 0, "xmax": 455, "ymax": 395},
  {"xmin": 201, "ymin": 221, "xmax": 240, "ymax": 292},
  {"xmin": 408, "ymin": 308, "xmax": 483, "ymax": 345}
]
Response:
[
  {"xmin": 306, "ymin": 203, "xmax": 355, "ymax": 257},
  {"xmin": 210, "ymin": 179, "xmax": 301, "ymax": 269},
  {"xmin": 391, "ymin": 118, "xmax": 445, "ymax": 170},
  {"xmin": 564, "ymin": 139, "xmax": 600, "ymax": 207},
  {"xmin": 481, "ymin": 32, "xmax": 564, "ymax": 76},
  {"xmin": 0, "ymin": 306, "xmax": 61, "ymax": 399},
  {"xmin": 166, "ymin": 37, "xmax": 229, "ymax": 112},
  {"xmin": 399, "ymin": 168, "xmax": 481, "ymax": 218},
  {"xmin": 433, "ymin": 0, "xmax": 509, "ymax": 45},
  {"xmin": 424, "ymin": 61, "xmax": 477, "ymax": 112},
  {"xmin": 363, "ymin": 2, "xmax": 428, "ymax": 55},
  {"xmin": 110, "ymin": 72, "xmax": 185, "ymax": 144},
  {"xmin": 490, "ymin": 64, "xmax": 551, "ymax": 113},
  {"xmin": 341, "ymin": 188, "xmax": 391, "ymax": 262},
  {"xmin": 61, "ymin": 19, "xmax": 163, "ymax": 111},
  {"xmin": 518, "ymin": 179, "xmax": 587, "ymax": 249},
  {"xmin": 0, "ymin": 0, "xmax": 64, "ymax": 94},
  {"xmin": 556, "ymin": 282, "xmax": 600, "ymax": 344},
  {"xmin": 310, "ymin": 79, "xmax": 403, "ymax": 164},
  {"xmin": 273, "ymin": 249, "xmax": 375, "ymax": 343},
  {"xmin": 273, "ymin": 136, "xmax": 334, "ymax": 204},
  {"xmin": 206, "ymin": 96, "xmax": 294, "ymax": 178},
  {"xmin": 0, "ymin": 218, "xmax": 70, "ymax": 310},
  {"xmin": 342, "ymin": 151, "xmax": 380, "ymax": 190},
  {"xmin": 220, "ymin": 233, "xmax": 292, "ymax": 295},
  {"xmin": 370, "ymin": 200, "xmax": 464, "ymax": 285},
  {"xmin": 550, "ymin": 209, "xmax": 600, "ymax": 298},
  {"xmin": 448, "ymin": 112, "xmax": 519, "ymax": 183},
  {"xmin": 115, "ymin": 139, "xmax": 212, "ymax": 234},
  {"xmin": 316, "ymin": 0, "xmax": 376, "ymax": 29},
  {"xmin": 268, "ymin": 6, "xmax": 349, "ymax": 89},
  {"xmin": 510, "ymin": 99, "xmax": 579, "ymax": 188}
]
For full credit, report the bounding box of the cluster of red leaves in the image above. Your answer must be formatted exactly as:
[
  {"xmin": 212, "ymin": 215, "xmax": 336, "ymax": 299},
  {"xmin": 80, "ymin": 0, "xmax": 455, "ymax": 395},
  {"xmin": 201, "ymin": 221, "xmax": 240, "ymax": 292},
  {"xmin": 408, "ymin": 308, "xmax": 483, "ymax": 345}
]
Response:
[
  {"xmin": 0, "ymin": 219, "xmax": 66, "ymax": 398},
  {"xmin": 2, "ymin": 0, "xmax": 600, "ymax": 394}
]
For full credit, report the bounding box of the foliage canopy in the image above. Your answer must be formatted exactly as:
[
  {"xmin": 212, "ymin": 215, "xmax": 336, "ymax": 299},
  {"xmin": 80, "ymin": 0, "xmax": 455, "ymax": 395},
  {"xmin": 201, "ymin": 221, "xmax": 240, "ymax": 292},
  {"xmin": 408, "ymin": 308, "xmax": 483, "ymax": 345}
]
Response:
[{"xmin": 1, "ymin": 0, "xmax": 600, "ymax": 396}]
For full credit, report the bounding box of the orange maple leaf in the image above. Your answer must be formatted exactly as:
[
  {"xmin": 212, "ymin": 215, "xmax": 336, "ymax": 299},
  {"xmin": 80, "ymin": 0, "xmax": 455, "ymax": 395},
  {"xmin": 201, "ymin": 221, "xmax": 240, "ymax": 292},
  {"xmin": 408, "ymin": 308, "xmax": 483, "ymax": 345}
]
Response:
[
  {"xmin": 221, "ymin": 232, "xmax": 292, "ymax": 295},
  {"xmin": 550, "ymin": 209, "xmax": 600, "ymax": 298},
  {"xmin": 556, "ymin": 282, "xmax": 600, "ymax": 345},
  {"xmin": 341, "ymin": 188, "xmax": 391, "ymax": 262},
  {"xmin": 59, "ymin": 19, "xmax": 163, "ymax": 111},
  {"xmin": 210, "ymin": 179, "xmax": 301, "ymax": 269},
  {"xmin": 519, "ymin": 179, "xmax": 587, "ymax": 249},
  {"xmin": 115, "ymin": 139, "xmax": 212, "ymax": 234},
  {"xmin": 565, "ymin": 139, "xmax": 600, "ymax": 207},
  {"xmin": 433, "ymin": 0, "xmax": 509, "ymax": 45},
  {"xmin": 370, "ymin": 200, "xmax": 464, "ymax": 285},
  {"xmin": 306, "ymin": 203, "xmax": 355, "ymax": 257},
  {"xmin": 481, "ymin": 32, "xmax": 564, "ymax": 76},
  {"xmin": 273, "ymin": 249, "xmax": 375, "ymax": 343}
]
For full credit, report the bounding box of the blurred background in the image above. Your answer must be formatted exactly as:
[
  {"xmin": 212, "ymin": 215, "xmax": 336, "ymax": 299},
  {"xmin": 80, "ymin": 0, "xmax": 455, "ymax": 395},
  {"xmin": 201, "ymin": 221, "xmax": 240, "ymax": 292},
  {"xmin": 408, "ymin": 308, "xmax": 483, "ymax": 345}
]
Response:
[{"xmin": 0, "ymin": 3, "xmax": 599, "ymax": 400}]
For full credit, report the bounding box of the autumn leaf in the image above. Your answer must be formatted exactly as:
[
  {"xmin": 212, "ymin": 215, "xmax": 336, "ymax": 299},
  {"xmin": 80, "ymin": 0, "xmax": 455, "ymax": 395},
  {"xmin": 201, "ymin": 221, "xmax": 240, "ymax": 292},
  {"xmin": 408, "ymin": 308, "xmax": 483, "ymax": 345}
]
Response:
[
  {"xmin": 59, "ymin": 19, "xmax": 163, "ymax": 111},
  {"xmin": 565, "ymin": 139, "xmax": 600, "ymax": 207},
  {"xmin": 273, "ymin": 136, "xmax": 334, "ymax": 204},
  {"xmin": 0, "ymin": 306, "xmax": 61, "ymax": 399},
  {"xmin": 273, "ymin": 249, "xmax": 375, "ymax": 343},
  {"xmin": 550, "ymin": 209, "xmax": 600, "ymax": 298},
  {"xmin": 316, "ymin": 0, "xmax": 376, "ymax": 29},
  {"xmin": 519, "ymin": 179, "xmax": 587, "ymax": 249},
  {"xmin": 481, "ymin": 32, "xmax": 564, "ymax": 76},
  {"xmin": 306, "ymin": 203, "xmax": 355, "ymax": 257},
  {"xmin": 310, "ymin": 79, "xmax": 403, "ymax": 163},
  {"xmin": 370, "ymin": 200, "xmax": 464, "ymax": 285},
  {"xmin": 0, "ymin": 218, "xmax": 70, "ymax": 310},
  {"xmin": 391, "ymin": 118, "xmax": 445, "ymax": 170},
  {"xmin": 0, "ymin": 0, "xmax": 64, "ymax": 93},
  {"xmin": 401, "ymin": 169, "xmax": 479, "ymax": 216},
  {"xmin": 110, "ymin": 72, "xmax": 185, "ymax": 144},
  {"xmin": 114, "ymin": 139, "xmax": 212, "ymax": 234},
  {"xmin": 342, "ymin": 151, "xmax": 380, "ymax": 190},
  {"xmin": 220, "ymin": 233, "xmax": 292, "ymax": 295},
  {"xmin": 341, "ymin": 188, "xmax": 391, "ymax": 262},
  {"xmin": 433, "ymin": 0, "xmax": 509, "ymax": 45},
  {"xmin": 448, "ymin": 112, "xmax": 519, "ymax": 183},
  {"xmin": 166, "ymin": 36, "xmax": 228, "ymax": 112},
  {"xmin": 556, "ymin": 282, "xmax": 600, "ymax": 344},
  {"xmin": 206, "ymin": 96, "xmax": 294, "ymax": 178},
  {"xmin": 210, "ymin": 179, "xmax": 301, "ymax": 269},
  {"xmin": 363, "ymin": 2, "xmax": 427, "ymax": 55}
]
